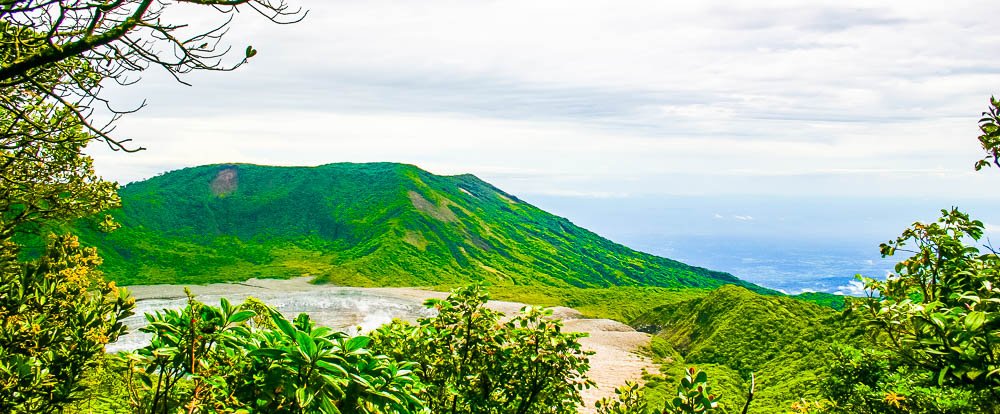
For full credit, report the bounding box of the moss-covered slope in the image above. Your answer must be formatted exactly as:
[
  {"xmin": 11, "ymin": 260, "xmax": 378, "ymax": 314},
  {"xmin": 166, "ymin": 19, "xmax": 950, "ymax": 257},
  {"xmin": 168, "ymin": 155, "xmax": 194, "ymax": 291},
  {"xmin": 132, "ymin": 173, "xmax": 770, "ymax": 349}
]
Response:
[
  {"xmin": 632, "ymin": 285, "xmax": 851, "ymax": 412},
  {"xmin": 77, "ymin": 162, "xmax": 769, "ymax": 291}
]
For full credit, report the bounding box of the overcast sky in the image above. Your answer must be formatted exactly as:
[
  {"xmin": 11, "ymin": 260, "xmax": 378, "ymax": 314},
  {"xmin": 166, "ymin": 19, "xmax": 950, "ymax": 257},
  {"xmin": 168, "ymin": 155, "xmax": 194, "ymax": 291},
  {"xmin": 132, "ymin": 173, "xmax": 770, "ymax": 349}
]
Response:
[{"xmin": 89, "ymin": 0, "xmax": 1000, "ymax": 200}]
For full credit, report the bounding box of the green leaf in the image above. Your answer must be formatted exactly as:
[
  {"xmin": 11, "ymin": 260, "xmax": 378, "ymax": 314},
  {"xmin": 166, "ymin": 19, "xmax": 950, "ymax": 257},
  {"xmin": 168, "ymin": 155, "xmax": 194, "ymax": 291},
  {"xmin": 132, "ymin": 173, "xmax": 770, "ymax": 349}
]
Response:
[
  {"xmin": 228, "ymin": 310, "xmax": 255, "ymax": 324},
  {"xmin": 694, "ymin": 370, "xmax": 707, "ymax": 383},
  {"xmin": 965, "ymin": 311, "xmax": 986, "ymax": 331},
  {"xmin": 317, "ymin": 360, "xmax": 349, "ymax": 377},
  {"xmin": 248, "ymin": 348, "xmax": 285, "ymax": 359},
  {"xmin": 273, "ymin": 313, "xmax": 297, "ymax": 339},
  {"xmin": 966, "ymin": 369, "xmax": 983, "ymax": 381},
  {"xmin": 344, "ymin": 336, "xmax": 371, "ymax": 353},
  {"xmin": 296, "ymin": 331, "xmax": 317, "ymax": 358},
  {"xmin": 295, "ymin": 387, "xmax": 313, "ymax": 407}
]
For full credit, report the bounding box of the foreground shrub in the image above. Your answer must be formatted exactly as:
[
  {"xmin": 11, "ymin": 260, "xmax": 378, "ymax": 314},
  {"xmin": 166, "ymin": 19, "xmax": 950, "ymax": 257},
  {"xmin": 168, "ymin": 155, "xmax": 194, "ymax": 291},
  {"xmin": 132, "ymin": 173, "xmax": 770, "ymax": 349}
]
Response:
[
  {"xmin": 0, "ymin": 235, "xmax": 134, "ymax": 413},
  {"xmin": 818, "ymin": 343, "xmax": 990, "ymax": 414},
  {"xmin": 120, "ymin": 292, "xmax": 423, "ymax": 413},
  {"xmin": 370, "ymin": 285, "xmax": 593, "ymax": 414},
  {"xmin": 851, "ymin": 208, "xmax": 1000, "ymax": 413},
  {"xmin": 595, "ymin": 367, "xmax": 723, "ymax": 414}
]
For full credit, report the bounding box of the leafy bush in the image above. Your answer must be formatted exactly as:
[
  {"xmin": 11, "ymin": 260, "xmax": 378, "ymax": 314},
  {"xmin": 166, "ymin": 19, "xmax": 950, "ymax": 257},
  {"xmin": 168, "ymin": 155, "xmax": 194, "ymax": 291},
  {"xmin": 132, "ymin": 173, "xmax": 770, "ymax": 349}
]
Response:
[
  {"xmin": 854, "ymin": 208, "xmax": 1000, "ymax": 412},
  {"xmin": 0, "ymin": 234, "xmax": 133, "ymax": 413},
  {"xmin": 975, "ymin": 96, "xmax": 1000, "ymax": 171},
  {"xmin": 818, "ymin": 344, "xmax": 988, "ymax": 414},
  {"xmin": 595, "ymin": 367, "xmax": 723, "ymax": 414},
  {"xmin": 834, "ymin": 99, "xmax": 1000, "ymax": 414},
  {"xmin": 120, "ymin": 292, "xmax": 424, "ymax": 413},
  {"xmin": 370, "ymin": 284, "xmax": 593, "ymax": 414}
]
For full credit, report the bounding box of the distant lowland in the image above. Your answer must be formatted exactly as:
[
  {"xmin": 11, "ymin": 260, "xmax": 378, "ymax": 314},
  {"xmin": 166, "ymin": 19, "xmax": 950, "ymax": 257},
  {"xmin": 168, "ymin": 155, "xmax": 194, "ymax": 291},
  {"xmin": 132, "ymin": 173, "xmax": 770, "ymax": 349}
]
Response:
[{"xmin": 524, "ymin": 193, "xmax": 1000, "ymax": 296}]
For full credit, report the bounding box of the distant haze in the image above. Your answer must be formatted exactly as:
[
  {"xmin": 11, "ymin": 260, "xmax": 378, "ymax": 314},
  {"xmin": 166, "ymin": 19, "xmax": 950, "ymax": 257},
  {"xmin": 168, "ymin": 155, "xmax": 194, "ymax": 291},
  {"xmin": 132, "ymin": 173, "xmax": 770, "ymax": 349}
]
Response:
[{"xmin": 527, "ymin": 194, "xmax": 1000, "ymax": 294}]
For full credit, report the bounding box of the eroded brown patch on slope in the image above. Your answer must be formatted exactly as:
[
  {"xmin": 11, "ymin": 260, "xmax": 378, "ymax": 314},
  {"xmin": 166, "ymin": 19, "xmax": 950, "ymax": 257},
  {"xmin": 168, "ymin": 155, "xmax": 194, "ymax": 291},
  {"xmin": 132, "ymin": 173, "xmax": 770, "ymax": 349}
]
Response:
[
  {"xmin": 211, "ymin": 167, "xmax": 238, "ymax": 196},
  {"xmin": 408, "ymin": 191, "xmax": 458, "ymax": 222}
]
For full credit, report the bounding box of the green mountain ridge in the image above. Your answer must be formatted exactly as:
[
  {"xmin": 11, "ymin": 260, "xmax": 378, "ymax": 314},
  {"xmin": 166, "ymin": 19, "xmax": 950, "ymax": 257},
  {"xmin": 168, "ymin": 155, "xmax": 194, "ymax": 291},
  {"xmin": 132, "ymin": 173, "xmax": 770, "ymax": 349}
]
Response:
[{"xmin": 77, "ymin": 162, "xmax": 771, "ymax": 291}]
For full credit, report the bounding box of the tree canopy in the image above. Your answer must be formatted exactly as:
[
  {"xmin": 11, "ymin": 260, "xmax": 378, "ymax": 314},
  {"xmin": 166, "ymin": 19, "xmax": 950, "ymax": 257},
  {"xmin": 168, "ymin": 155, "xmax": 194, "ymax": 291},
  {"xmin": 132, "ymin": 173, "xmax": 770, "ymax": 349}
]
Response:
[{"xmin": 1, "ymin": 1, "xmax": 304, "ymax": 411}]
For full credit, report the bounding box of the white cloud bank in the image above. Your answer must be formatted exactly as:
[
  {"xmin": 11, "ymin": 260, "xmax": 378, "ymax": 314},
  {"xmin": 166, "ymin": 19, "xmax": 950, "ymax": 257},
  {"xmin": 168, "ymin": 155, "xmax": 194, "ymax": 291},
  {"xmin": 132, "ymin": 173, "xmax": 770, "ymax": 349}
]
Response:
[
  {"xmin": 834, "ymin": 280, "xmax": 868, "ymax": 296},
  {"xmin": 88, "ymin": 0, "xmax": 1000, "ymax": 199}
]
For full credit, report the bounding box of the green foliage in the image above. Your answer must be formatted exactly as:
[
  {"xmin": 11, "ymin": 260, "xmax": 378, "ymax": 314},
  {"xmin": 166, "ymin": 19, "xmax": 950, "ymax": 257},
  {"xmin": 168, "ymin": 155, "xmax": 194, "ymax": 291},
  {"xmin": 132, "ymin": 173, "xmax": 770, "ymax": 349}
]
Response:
[
  {"xmin": 665, "ymin": 367, "xmax": 722, "ymax": 413},
  {"xmin": 2, "ymin": 22, "xmax": 132, "ymax": 414},
  {"xmin": 826, "ymin": 102, "xmax": 1000, "ymax": 414},
  {"xmin": 75, "ymin": 163, "xmax": 769, "ymax": 293},
  {"xmin": 644, "ymin": 363, "xmax": 748, "ymax": 413},
  {"xmin": 370, "ymin": 284, "xmax": 593, "ymax": 414},
  {"xmin": 63, "ymin": 354, "xmax": 133, "ymax": 413},
  {"xmin": 486, "ymin": 284, "xmax": 711, "ymax": 322},
  {"xmin": 0, "ymin": 24, "xmax": 115, "ymax": 232},
  {"xmin": 631, "ymin": 285, "xmax": 848, "ymax": 412},
  {"xmin": 818, "ymin": 343, "xmax": 990, "ymax": 414},
  {"xmin": 3, "ymin": 3, "xmax": 300, "ymax": 412},
  {"xmin": 595, "ymin": 381, "xmax": 648, "ymax": 414},
  {"xmin": 239, "ymin": 296, "xmax": 277, "ymax": 329},
  {"xmin": 852, "ymin": 207, "xmax": 1000, "ymax": 411},
  {"xmin": 119, "ymin": 292, "xmax": 424, "ymax": 413},
  {"xmin": 975, "ymin": 96, "xmax": 1000, "ymax": 171},
  {"xmin": 0, "ymin": 234, "xmax": 134, "ymax": 413},
  {"xmin": 596, "ymin": 367, "xmax": 722, "ymax": 414},
  {"xmin": 791, "ymin": 292, "xmax": 846, "ymax": 311},
  {"xmin": 0, "ymin": 90, "xmax": 119, "ymax": 241}
]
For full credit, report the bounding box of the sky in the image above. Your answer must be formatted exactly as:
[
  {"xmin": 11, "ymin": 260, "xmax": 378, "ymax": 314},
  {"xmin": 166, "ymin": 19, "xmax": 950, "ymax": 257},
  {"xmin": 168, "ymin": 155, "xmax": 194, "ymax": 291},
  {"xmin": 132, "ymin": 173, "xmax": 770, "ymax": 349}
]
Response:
[
  {"xmin": 83, "ymin": 0, "xmax": 1000, "ymax": 291},
  {"xmin": 88, "ymin": 0, "xmax": 1000, "ymax": 199}
]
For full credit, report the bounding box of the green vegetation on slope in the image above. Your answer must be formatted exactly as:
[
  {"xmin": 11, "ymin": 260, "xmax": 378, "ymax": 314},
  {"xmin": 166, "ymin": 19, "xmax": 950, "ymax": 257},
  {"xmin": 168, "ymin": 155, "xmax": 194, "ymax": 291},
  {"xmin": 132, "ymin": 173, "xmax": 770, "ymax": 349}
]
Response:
[
  {"xmin": 77, "ymin": 162, "xmax": 768, "ymax": 292},
  {"xmin": 631, "ymin": 285, "xmax": 856, "ymax": 413},
  {"xmin": 791, "ymin": 291, "xmax": 846, "ymax": 310},
  {"xmin": 485, "ymin": 285, "xmax": 710, "ymax": 322}
]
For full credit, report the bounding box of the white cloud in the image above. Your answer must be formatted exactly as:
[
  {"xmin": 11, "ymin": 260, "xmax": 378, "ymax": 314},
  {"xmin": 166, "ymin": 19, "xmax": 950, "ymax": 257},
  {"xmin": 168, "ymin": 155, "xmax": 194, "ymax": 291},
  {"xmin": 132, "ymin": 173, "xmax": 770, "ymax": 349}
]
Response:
[
  {"xmin": 834, "ymin": 280, "xmax": 868, "ymax": 296},
  {"xmin": 733, "ymin": 215, "xmax": 754, "ymax": 221},
  {"xmin": 88, "ymin": 0, "xmax": 1000, "ymax": 199},
  {"xmin": 93, "ymin": 109, "xmax": 1000, "ymax": 198}
]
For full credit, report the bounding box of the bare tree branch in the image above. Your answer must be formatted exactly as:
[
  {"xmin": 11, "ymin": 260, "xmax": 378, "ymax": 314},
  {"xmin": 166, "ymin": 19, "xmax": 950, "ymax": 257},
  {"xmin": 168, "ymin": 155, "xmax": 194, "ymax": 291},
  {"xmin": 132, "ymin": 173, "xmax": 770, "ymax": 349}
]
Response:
[{"xmin": 0, "ymin": 0, "xmax": 305, "ymax": 184}]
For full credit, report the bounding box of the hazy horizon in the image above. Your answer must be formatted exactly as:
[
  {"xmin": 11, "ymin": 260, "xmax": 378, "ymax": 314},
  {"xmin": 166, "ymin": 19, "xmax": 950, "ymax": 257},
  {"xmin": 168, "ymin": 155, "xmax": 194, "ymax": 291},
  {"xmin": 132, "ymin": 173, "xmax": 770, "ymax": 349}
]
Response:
[{"xmin": 526, "ymin": 193, "xmax": 1000, "ymax": 294}]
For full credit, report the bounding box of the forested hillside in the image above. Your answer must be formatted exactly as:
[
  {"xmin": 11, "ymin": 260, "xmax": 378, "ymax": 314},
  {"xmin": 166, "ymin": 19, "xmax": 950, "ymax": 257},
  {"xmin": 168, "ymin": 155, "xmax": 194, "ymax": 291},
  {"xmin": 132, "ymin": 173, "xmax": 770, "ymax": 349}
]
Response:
[
  {"xmin": 631, "ymin": 285, "xmax": 854, "ymax": 412},
  {"xmin": 76, "ymin": 162, "xmax": 768, "ymax": 292}
]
